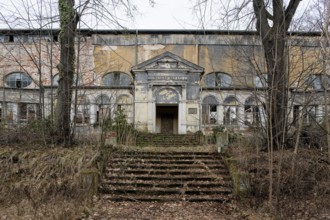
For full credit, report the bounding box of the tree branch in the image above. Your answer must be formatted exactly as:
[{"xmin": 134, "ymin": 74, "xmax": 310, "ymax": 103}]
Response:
[
  {"xmin": 285, "ymin": 0, "xmax": 302, "ymax": 30},
  {"xmin": 253, "ymin": 0, "xmax": 271, "ymax": 37}
]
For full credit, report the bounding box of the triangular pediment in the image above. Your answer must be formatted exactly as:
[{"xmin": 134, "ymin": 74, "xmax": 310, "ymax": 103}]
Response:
[{"xmin": 131, "ymin": 51, "xmax": 204, "ymax": 73}]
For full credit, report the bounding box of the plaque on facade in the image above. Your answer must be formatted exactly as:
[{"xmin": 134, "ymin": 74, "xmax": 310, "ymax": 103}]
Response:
[
  {"xmin": 148, "ymin": 76, "xmax": 187, "ymax": 81},
  {"xmin": 188, "ymin": 108, "xmax": 197, "ymax": 114}
]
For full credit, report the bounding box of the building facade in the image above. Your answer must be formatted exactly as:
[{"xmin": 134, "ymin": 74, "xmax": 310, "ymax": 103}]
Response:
[{"xmin": 0, "ymin": 29, "xmax": 327, "ymax": 135}]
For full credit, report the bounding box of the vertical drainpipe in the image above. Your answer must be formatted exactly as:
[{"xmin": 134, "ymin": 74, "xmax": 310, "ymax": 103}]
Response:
[
  {"xmin": 135, "ymin": 30, "xmax": 138, "ymax": 65},
  {"xmin": 133, "ymin": 30, "xmax": 138, "ymax": 127},
  {"xmin": 2, "ymin": 76, "xmax": 6, "ymax": 123},
  {"xmin": 197, "ymin": 41, "xmax": 202, "ymax": 132}
]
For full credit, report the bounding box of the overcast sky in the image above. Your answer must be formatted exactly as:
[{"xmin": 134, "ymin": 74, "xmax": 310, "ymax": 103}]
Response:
[
  {"xmin": 0, "ymin": 0, "xmax": 316, "ymax": 30},
  {"xmin": 130, "ymin": 0, "xmax": 198, "ymax": 29}
]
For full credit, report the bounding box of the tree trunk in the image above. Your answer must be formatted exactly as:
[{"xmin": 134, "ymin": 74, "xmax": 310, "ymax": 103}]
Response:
[
  {"xmin": 253, "ymin": 0, "xmax": 301, "ymax": 205},
  {"xmin": 55, "ymin": 0, "xmax": 79, "ymax": 146},
  {"xmin": 323, "ymin": 0, "xmax": 330, "ymax": 161},
  {"xmin": 264, "ymin": 35, "xmax": 289, "ymax": 149},
  {"xmin": 253, "ymin": 0, "xmax": 301, "ymax": 149}
]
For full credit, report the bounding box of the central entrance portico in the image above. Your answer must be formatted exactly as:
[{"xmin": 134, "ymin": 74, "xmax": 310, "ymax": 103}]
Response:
[{"xmin": 131, "ymin": 52, "xmax": 204, "ymax": 134}]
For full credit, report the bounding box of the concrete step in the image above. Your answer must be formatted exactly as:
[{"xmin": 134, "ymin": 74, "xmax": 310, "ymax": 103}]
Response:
[
  {"xmin": 102, "ymin": 180, "xmax": 232, "ymax": 188},
  {"xmin": 106, "ymin": 168, "xmax": 229, "ymax": 176},
  {"xmin": 104, "ymin": 173, "xmax": 231, "ymax": 182},
  {"xmin": 110, "ymin": 158, "xmax": 223, "ymax": 165},
  {"xmin": 102, "ymin": 194, "xmax": 231, "ymax": 202},
  {"xmin": 100, "ymin": 185, "xmax": 232, "ymax": 195},
  {"xmin": 108, "ymin": 164, "xmax": 226, "ymax": 170},
  {"xmin": 100, "ymin": 149, "xmax": 232, "ymax": 202}
]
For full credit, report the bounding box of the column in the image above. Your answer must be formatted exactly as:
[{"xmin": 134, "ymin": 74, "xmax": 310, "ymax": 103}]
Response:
[
  {"xmin": 179, "ymin": 86, "xmax": 187, "ymax": 134},
  {"xmin": 217, "ymin": 105, "xmax": 224, "ymax": 125},
  {"xmin": 90, "ymin": 104, "xmax": 97, "ymax": 124},
  {"xmin": 147, "ymin": 85, "xmax": 154, "ymax": 133},
  {"xmin": 237, "ymin": 105, "xmax": 244, "ymax": 129},
  {"xmin": 179, "ymin": 102, "xmax": 187, "ymax": 134},
  {"xmin": 316, "ymin": 105, "xmax": 323, "ymax": 121},
  {"xmin": 12, "ymin": 103, "xmax": 18, "ymax": 123},
  {"xmin": 259, "ymin": 106, "xmax": 266, "ymax": 127}
]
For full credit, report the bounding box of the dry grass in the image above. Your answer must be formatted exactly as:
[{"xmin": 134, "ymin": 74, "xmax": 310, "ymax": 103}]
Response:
[
  {"xmin": 227, "ymin": 137, "xmax": 330, "ymax": 219},
  {"xmin": 0, "ymin": 145, "xmax": 102, "ymax": 220}
]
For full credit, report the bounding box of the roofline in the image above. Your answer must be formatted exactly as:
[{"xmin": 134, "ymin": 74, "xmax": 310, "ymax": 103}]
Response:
[{"xmin": 0, "ymin": 29, "xmax": 322, "ymax": 36}]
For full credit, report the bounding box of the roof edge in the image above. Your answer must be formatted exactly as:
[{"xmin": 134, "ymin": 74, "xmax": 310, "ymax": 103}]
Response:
[{"xmin": 0, "ymin": 29, "xmax": 322, "ymax": 36}]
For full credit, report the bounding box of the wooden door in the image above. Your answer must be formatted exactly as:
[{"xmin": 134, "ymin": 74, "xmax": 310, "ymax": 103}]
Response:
[{"xmin": 161, "ymin": 113, "xmax": 174, "ymax": 134}]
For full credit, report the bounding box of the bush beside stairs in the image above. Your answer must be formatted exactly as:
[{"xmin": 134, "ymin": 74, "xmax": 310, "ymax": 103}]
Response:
[{"xmin": 99, "ymin": 146, "xmax": 233, "ymax": 202}]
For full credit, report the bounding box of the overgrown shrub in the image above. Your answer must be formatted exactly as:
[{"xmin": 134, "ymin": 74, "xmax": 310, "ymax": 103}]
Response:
[
  {"xmin": 0, "ymin": 120, "xmax": 56, "ymax": 146},
  {"xmin": 101, "ymin": 109, "xmax": 137, "ymax": 145}
]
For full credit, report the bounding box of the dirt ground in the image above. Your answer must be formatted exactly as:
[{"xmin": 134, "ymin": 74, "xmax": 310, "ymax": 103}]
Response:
[{"xmin": 84, "ymin": 197, "xmax": 272, "ymax": 220}]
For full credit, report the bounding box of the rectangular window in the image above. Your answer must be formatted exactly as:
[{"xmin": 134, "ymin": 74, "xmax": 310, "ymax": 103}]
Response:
[
  {"xmin": 76, "ymin": 104, "xmax": 90, "ymax": 124},
  {"xmin": 294, "ymin": 105, "xmax": 318, "ymax": 125},
  {"xmin": 210, "ymin": 105, "xmax": 217, "ymax": 124},
  {"xmin": 304, "ymin": 105, "xmax": 317, "ymax": 124},
  {"xmin": 27, "ymin": 105, "xmax": 36, "ymax": 120},
  {"xmin": 293, "ymin": 105, "xmax": 300, "ymax": 126},
  {"xmin": 225, "ymin": 106, "xmax": 238, "ymax": 126},
  {"xmin": 202, "ymin": 104, "xmax": 217, "ymax": 125},
  {"xmin": 19, "ymin": 103, "xmax": 27, "ymax": 120}
]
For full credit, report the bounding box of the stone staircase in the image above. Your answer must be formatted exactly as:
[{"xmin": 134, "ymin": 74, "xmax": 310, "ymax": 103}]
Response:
[
  {"xmin": 136, "ymin": 133, "xmax": 201, "ymax": 146},
  {"xmin": 99, "ymin": 149, "xmax": 233, "ymax": 202}
]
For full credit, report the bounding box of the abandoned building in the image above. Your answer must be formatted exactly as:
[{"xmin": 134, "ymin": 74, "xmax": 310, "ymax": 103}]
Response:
[{"xmin": 0, "ymin": 29, "xmax": 327, "ymax": 135}]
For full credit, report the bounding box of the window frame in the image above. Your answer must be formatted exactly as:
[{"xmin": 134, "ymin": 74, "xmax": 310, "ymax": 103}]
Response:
[
  {"xmin": 5, "ymin": 72, "xmax": 32, "ymax": 88},
  {"xmin": 203, "ymin": 72, "xmax": 233, "ymax": 88},
  {"xmin": 255, "ymin": 74, "xmax": 268, "ymax": 88},
  {"xmin": 103, "ymin": 72, "xmax": 132, "ymax": 87},
  {"xmin": 202, "ymin": 96, "xmax": 218, "ymax": 125}
]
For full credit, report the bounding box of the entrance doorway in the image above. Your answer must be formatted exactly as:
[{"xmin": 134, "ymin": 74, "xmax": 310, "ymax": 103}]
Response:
[{"xmin": 156, "ymin": 105, "xmax": 178, "ymax": 134}]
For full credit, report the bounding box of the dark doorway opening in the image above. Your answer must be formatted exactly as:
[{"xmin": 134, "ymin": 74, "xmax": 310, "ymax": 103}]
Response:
[{"xmin": 156, "ymin": 105, "xmax": 178, "ymax": 134}]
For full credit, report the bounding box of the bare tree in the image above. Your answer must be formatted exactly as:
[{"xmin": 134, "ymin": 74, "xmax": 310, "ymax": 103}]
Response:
[
  {"xmin": 320, "ymin": 0, "xmax": 330, "ymax": 161},
  {"xmin": 55, "ymin": 0, "xmax": 79, "ymax": 145}
]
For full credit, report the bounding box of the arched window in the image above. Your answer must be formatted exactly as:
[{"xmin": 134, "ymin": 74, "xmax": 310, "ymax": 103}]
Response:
[
  {"xmin": 96, "ymin": 94, "xmax": 110, "ymax": 105},
  {"xmin": 216, "ymin": 73, "xmax": 232, "ymax": 87},
  {"xmin": 255, "ymin": 74, "xmax": 268, "ymax": 88},
  {"xmin": 52, "ymin": 74, "xmax": 59, "ymax": 86},
  {"xmin": 103, "ymin": 72, "xmax": 132, "ymax": 86},
  {"xmin": 5, "ymin": 72, "xmax": 32, "ymax": 88},
  {"xmin": 52, "ymin": 74, "xmax": 80, "ymax": 87},
  {"xmin": 304, "ymin": 74, "xmax": 330, "ymax": 90},
  {"xmin": 75, "ymin": 95, "xmax": 90, "ymax": 124},
  {"xmin": 203, "ymin": 72, "xmax": 232, "ymax": 88},
  {"xmin": 244, "ymin": 96, "xmax": 262, "ymax": 126},
  {"xmin": 202, "ymin": 96, "xmax": 218, "ymax": 125},
  {"xmin": 224, "ymin": 96, "xmax": 238, "ymax": 126}
]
